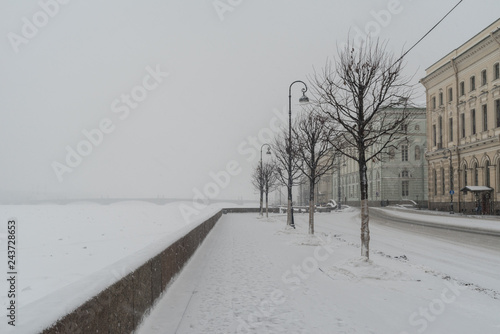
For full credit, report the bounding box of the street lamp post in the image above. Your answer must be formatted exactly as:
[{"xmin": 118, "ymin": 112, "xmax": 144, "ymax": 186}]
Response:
[
  {"xmin": 260, "ymin": 144, "xmax": 271, "ymax": 216},
  {"xmin": 443, "ymin": 147, "xmax": 454, "ymax": 214},
  {"xmin": 287, "ymin": 80, "xmax": 309, "ymax": 228},
  {"xmin": 336, "ymin": 155, "xmax": 345, "ymax": 210}
]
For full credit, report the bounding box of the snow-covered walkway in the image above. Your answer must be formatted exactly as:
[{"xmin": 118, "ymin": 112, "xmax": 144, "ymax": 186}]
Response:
[{"xmin": 137, "ymin": 211, "xmax": 500, "ymax": 334}]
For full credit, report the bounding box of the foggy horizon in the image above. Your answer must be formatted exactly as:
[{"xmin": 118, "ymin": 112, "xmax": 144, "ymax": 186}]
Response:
[{"xmin": 2, "ymin": 0, "xmax": 499, "ymax": 203}]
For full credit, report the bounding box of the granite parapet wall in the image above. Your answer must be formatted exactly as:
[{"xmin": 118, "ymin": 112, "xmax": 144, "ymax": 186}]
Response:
[{"xmin": 41, "ymin": 210, "xmax": 222, "ymax": 334}]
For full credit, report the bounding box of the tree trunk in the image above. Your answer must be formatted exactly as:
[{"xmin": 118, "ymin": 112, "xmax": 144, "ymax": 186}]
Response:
[
  {"xmin": 260, "ymin": 188, "xmax": 264, "ymax": 216},
  {"xmin": 287, "ymin": 195, "xmax": 292, "ymax": 227},
  {"xmin": 265, "ymin": 190, "xmax": 269, "ymax": 218},
  {"xmin": 309, "ymin": 178, "xmax": 315, "ymax": 234},
  {"xmin": 359, "ymin": 163, "xmax": 370, "ymax": 259}
]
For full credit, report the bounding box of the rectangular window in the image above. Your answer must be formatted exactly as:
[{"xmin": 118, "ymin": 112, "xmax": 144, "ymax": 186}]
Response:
[
  {"xmin": 481, "ymin": 69, "xmax": 487, "ymax": 86},
  {"xmin": 439, "ymin": 92, "xmax": 443, "ymax": 106},
  {"xmin": 401, "ymin": 145, "xmax": 408, "ymax": 162},
  {"xmin": 438, "ymin": 117, "xmax": 443, "ymax": 144},
  {"xmin": 470, "ymin": 76, "xmax": 476, "ymax": 91},
  {"xmin": 496, "ymin": 99, "xmax": 500, "ymax": 128},
  {"xmin": 402, "ymin": 180, "xmax": 409, "ymax": 197},
  {"xmin": 449, "ymin": 118, "xmax": 453, "ymax": 141},
  {"xmin": 433, "ymin": 125, "xmax": 437, "ymax": 146},
  {"xmin": 460, "ymin": 81, "xmax": 465, "ymax": 96},
  {"xmin": 461, "ymin": 113, "xmax": 465, "ymax": 138},
  {"xmin": 495, "ymin": 63, "xmax": 500, "ymax": 80},
  {"xmin": 432, "ymin": 96, "xmax": 436, "ymax": 109},
  {"xmin": 483, "ymin": 104, "xmax": 488, "ymax": 131},
  {"xmin": 448, "ymin": 87, "xmax": 453, "ymax": 102},
  {"xmin": 471, "ymin": 109, "xmax": 476, "ymax": 135}
]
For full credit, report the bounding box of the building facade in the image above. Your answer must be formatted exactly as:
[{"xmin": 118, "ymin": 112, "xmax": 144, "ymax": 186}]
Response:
[
  {"xmin": 297, "ymin": 156, "xmax": 335, "ymax": 206},
  {"xmin": 331, "ymin": 107, "xmax": 428, "ymax": 208},
  {"xmin": 420, "ymin": 18, "xmax": 500, "ymax": 213}
]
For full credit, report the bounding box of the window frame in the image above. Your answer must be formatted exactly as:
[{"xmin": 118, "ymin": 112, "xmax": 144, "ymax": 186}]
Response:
[
  {"xmin": 401, "ymin": 145, "xmax": 408, "ymax": 162},
  {"xmin": 449, "ymin": 118, "xmax": 453, "ymax": 141},
  {"xmin": 482, "ymin": 104, "xmax": 488, "ymax": 132},
  {"xmin": 470, "ymin": 75, "xmax": 476, "ymax": 91},
  {"xmin": 485, "ymin": 161, "xmax": 491, "ymax": 187},
  {"xmin": 438, "ymin": 117, "xmax": 443, "ymax": 145},
  {"xmin": 496, "ymin": 99, "xmax": 500, "ymax": 128},
  {"xmin": 402, "ymin": 180, "xmax": 409, "ymax": 197},
  {"xmin": 461, "ymin": 113, "xmax": 465, "ymax": 138},
  {"xmin": 474, "ymin": 163, "xmax": 479, "ymax": 186},
  {"xmin": 481, "ymin": 69, "xmax": 487, "ymax": 86},
  {"xmin": 471, "ymin": 109, "xmax": 476, "ymax": 135},
  {"xmin": 432, "ymin": 124, "xmax": 437, "ymax": 146}
]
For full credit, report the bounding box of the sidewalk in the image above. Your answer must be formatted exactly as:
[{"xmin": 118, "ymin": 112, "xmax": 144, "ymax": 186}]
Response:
[
  {"xmin": 374, "ymin": 206, "xmax": 500, "ymax": 234},
  {"xmin": 136, "ymin": 212, "xmax": 500, "ymax": 334}
]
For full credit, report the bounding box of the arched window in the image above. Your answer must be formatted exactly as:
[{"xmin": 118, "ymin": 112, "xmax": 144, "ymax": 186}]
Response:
[
  {"xmin": 464, "ymin": 167, "xmax": 468, "ymax": 187},
  {"xmin": 415, "ymin": 146, "xmax": 421, "ymax": 161},
  {"xmin": 485, "ymin": 160, "xmax": 491, "ymax": 187},
  {"xmin": 473, "ymin": 162, "xmax": 479, "ymax": 186},
  {"xmin": 497, "ymin": 164, "xmax": 500, "ymax": 190}
]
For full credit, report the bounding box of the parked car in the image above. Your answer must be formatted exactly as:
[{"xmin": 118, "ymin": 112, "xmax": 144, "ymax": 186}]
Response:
[{"xmin": 326, "ymin": 199, "xmax": 337, "ymax": 210}]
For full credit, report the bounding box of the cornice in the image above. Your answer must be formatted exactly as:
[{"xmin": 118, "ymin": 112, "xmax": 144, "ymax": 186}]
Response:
[{"xmin": 421, "ymin": 25, "xmax": 500, "ymax": 88}]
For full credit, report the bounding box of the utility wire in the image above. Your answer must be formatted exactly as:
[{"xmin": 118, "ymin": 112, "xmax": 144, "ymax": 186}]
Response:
[{"xmin": 394, "ymin": 0, "xmax": 464, "ymax": 65}]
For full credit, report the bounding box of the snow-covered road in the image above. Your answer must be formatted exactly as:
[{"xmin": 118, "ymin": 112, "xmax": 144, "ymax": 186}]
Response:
[
  {"xmin": 137, "ymin": 210, "xmax": 500, "ymax": 334},
  {"xmin": 322, "ymin": 208, "xmax": 500, "ymax": 295}
]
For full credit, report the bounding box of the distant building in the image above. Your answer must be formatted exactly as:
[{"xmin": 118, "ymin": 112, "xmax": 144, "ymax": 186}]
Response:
[
  {"xmin": 297, "ymin": 155, "xmax": 335, "ymax": 206},
  {"xmin": 332, "ymin": 107, "xmax": 428, "ymax": 208},
  {"xmin": 420, "ymin": 18, "xmax": 500, "ymax": 213}
]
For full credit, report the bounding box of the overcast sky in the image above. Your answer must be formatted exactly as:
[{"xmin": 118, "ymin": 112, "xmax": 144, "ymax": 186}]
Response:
[{"xmin": 1, "ymin": 0, "xmax": 499, "ymax": 202}]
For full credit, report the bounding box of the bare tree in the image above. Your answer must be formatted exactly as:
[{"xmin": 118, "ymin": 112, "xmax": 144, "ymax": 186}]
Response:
[
  {"xmin": 251, "ymin": 164, "xmax": 264, "ymax": 209},
  {"xmin": 262, "ymin": 161, "xmax": 279, "ymax": 217},
  {"xmin": 252, "ymin": 162, "xmax": 279, "ymax": 218},
  {"xmin": 312, "ymin": 38, "xmax": 413, "ymax": 259},
  {"xmin": 272, "ymin": 128, "xmax": 303, "ymax": 227},
  {"xmin": 292, "ymin": 109, "xmax": 337, "ymax": 234}
]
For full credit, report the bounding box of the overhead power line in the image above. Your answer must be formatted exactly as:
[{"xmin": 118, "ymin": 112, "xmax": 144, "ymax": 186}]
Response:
[{"xmin": 396, "ymin": 0, "xmax": 464, "ymax": 63}]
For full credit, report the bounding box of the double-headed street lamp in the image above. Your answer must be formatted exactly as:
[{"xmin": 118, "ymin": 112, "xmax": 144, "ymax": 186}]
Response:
[
  {"xmin": 287, "ymin": 80, "xmax": 309, "ymax": 228},
  {"xmin": 443, "ymin": 147, "xmax": 454, "ymax": 214},
  {"xmin": 260, "ymin": 143, "xmax": 271, "ymax": 216}
]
